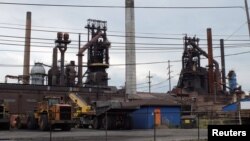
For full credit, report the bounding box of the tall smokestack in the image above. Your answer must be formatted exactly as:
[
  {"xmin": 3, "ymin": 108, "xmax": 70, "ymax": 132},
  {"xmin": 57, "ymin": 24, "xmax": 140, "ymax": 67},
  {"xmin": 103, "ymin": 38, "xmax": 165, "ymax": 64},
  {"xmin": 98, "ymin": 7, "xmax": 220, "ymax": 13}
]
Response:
[
  {"xmin": 23, "ymin": 11, "xmax": 31, "ymax": 84},
  {"xmin": 52, "ymin": 47, "xmax": 58, "ymax": 86},
  {"xmin": 125, "ymin": 0, "xmax": 136, "ymax": 95},
  {"xmin": 207, "ymin": 28, "xmax": 214, "ymax": 95},
  {"xmin": 220, "ymin": 39, "xmax": 226, "ymax": 92}
]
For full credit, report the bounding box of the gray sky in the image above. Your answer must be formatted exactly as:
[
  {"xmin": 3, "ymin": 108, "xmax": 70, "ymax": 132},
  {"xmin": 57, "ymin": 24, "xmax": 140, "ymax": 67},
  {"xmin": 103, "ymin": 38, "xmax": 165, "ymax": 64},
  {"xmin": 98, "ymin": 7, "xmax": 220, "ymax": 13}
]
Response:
[{"xmin": 0, "ymin": 0, "xmax": 250, "ymax": 93}]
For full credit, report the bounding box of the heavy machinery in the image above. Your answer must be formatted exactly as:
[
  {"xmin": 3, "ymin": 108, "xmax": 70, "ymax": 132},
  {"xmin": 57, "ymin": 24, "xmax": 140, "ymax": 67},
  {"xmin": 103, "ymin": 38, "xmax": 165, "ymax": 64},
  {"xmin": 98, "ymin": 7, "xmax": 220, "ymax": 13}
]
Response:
[
  {"xmin": 68, "ymin": 92, "xmax": 134, "ymax": 130},
  {"xmin": 0, "ymin": 100, "xmax": 10, "ymax": 130},
  {"xmin": 68, "ymin": 92, "xmax": 95, "ymax": 128},
  {"xmin": 15, "ymin": 96, "xmax": 72, "ymax": 131}
]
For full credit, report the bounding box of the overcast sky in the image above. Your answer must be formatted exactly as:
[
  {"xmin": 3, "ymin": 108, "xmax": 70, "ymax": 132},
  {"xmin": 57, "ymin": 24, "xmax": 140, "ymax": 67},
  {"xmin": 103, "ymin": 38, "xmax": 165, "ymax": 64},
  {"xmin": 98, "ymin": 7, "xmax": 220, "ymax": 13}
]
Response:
[{"xmin": 0, "ymin": 0, "xmax": 250, "ymax": 93}]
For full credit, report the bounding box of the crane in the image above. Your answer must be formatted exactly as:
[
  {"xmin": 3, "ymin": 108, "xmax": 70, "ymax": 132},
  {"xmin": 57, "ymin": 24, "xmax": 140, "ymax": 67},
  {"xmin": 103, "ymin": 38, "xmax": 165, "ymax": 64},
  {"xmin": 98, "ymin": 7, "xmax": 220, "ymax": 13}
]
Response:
[{"xmin": 68, "ymin": 92, "xmax": 95, "ymax": 128}]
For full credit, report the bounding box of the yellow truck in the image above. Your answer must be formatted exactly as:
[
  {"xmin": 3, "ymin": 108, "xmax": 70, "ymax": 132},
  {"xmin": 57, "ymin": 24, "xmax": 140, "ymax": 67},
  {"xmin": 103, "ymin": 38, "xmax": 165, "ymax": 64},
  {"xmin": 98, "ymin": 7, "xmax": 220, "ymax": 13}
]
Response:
[{"xmin": 15, "ymin": 96, "xmax": 72, "ymax": 131}]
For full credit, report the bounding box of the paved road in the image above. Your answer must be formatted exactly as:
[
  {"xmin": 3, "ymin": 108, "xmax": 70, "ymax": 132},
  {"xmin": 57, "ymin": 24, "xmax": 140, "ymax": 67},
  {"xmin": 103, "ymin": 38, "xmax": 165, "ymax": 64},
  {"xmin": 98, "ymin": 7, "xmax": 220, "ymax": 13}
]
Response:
[{"xmin": 0, "ymin": 128, "xmax": 208, "ymax": 141}]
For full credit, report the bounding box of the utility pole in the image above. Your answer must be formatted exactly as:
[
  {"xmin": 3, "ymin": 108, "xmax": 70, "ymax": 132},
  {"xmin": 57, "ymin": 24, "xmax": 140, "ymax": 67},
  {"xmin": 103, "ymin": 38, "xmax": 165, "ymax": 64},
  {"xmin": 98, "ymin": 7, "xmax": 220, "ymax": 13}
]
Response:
[
  {"xmin": 167, "ymin": 60, "xmax": 172, "ymax": 92},
  {"xmin": 245, "ymin": 0, "xmax": 250, "ymax": 38},
  {"xmin": 147, "ymin": 71, "xmax": 153, "ymax": 93}
]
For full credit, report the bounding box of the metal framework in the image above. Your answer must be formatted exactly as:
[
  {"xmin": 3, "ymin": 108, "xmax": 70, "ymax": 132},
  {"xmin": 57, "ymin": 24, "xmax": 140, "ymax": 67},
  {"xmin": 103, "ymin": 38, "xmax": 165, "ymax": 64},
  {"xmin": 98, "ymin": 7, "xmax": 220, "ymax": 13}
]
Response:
[
  {"xmin": 77, "ymin": 19, "xmax": 110, "ymax": 87},
  {"xmin": 177, "ymin": 36, "xmax": 221, "ymax": 94}
]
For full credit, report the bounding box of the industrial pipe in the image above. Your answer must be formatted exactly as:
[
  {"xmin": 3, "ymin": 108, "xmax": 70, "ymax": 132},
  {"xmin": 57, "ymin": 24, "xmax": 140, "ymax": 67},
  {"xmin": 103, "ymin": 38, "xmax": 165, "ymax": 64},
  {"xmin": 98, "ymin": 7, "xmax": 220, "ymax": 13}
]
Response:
[{"xmin": 51, "ymin": 47, "xmax": 58, "ymax": 86}]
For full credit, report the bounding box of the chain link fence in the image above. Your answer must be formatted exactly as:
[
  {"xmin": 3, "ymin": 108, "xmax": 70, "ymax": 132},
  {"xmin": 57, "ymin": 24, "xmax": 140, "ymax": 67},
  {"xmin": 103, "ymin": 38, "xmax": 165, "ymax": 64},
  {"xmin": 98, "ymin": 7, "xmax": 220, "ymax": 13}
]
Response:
[{"xmin": 1, "ymin": 111, "xmax": 249, "ymax": 141}]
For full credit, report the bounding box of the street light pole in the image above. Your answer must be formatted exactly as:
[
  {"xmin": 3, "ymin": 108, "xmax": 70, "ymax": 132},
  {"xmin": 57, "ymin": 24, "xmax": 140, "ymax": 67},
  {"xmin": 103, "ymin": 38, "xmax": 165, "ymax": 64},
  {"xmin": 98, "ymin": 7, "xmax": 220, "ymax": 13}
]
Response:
[{"xmin": 167, "ymin": 60, "xmax": 172, "ymax": 92}]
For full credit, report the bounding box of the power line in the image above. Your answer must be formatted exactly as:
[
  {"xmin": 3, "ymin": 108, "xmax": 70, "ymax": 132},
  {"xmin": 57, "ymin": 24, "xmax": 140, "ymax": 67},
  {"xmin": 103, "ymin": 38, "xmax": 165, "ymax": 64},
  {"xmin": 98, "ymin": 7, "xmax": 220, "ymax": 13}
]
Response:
[
  {"xmin": 0, "ymin": 38, "xmax": 53, "ymax": 45},
  {"xmin": 136, "ymin": 82, "xmax": 148, "ymax": 86},
  {"xmin": 138, "ymin": 79, "xmax": 168, "ymax": 91},
  {"xmin": 0, "ymin": 25, "xmax": 185, "ymax": 40},
  {"xmin": 3, "ymin": 36, "xmax": 250, "ymax": 54},
  {"xmin": 2, "ymin": 24, "xmax": 250, "ymax": 42},
  {"xmin": 1, "ymin": 36, "xmax": 250, "ymax": 47},
  {"xmin": 3, "ymin": 26, "xmax": 250, "ymax": 51},
  {"xmin": 110, "ymin": 50, "xmax": 250, "ymax": 66},
  {"xmin": 0, "ymin": 42, "xmax": 185, "ymax": 50},
  {"xmin": 0, "ymin": 50, "xmax": 250, "ymax": 68},
  {"xmin": 0, "ymin": 49, "xmax": 183, "ymax": 55},
  {"xmin": 1, "ymin": 22, "xmax": 250, "ymax": 38},
  {"xmin": 0, "ymin": 2, "xmax": 244, "ymax": 9},
  {"xmin": 0, "ymin": 49, "xmax": 79, "ymax": 54},
  {"xmin": 0, "ymin": 22, "xmax": 188, "ymax": 37},
  {"xmin": 0, "ymin": 26, "xmax": 87, "ymax": 35},
  {"xmin": 1, "ymin": 45, "xmax": 250, "ymax": 54},
  {"xmin": 3, "ymin": 40, "xmax": 250, "ymax": 51},
  {"xmin": 2, "ymin": 24, "xmax": 250, "ymax": 41},
  {"xmin": 0, "ymin": 22, "xmax": 87, "ymax": 32},
  {"xmin": 137, "ymin": 79, "xmax": 167, "ymax": 89},
  {"xmin": 0, "ymin": 34, "xmax": 55, "ymax": 41},
  {"xmin": 151, "ymin": 80, "xmax": 168, "ymax": 87},
  {"xmin": 151, "ymin": 85, "xmax": 168, "ymax": 91},
  {"xmin": 225, "ymin": 22, "xmax": 247, "ymax": 40}
]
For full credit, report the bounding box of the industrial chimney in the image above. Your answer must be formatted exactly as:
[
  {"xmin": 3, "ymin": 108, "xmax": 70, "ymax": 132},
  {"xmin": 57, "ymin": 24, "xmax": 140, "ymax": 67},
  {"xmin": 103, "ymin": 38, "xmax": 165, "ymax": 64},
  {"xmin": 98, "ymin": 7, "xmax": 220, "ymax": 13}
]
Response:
[
  {"xmin": 23, "ymin": 11, "xmax": 32, "ymax": 84},
  {"xmin": 125, "ymin": 0, "xmax": 136, "ymax": 95}
]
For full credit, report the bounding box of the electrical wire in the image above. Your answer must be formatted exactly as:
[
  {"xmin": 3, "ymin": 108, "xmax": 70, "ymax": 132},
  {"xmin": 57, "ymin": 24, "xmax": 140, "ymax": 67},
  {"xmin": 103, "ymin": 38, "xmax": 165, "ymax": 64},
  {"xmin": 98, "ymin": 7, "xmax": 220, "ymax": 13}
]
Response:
[
  {"xmin": 136, "ymin": 82, "xmax": 148, "ymax": 86},
  {"xmin": 2, "ymin": 40, "xmax": 250, "ymax": 52},
  {"xmin": 1, "ymin": 22, "xmax": 249, "ymax": 38},
  {"xmin": 151, "ymin": 80, "xmax": 168, "ymax": 87},
  {"xmin": 0, "ymin": 50, "xmax": 250, "ymax": 68},
  {"xmin": 0, "ymin": 25, "xmax": 186, "ymax": 41},
  {"xmin": 0, "ymin": 2, "xmax": 244, "ymax": 9},
  {"xmin": 1, "ymin": 24, "xmax": 250, "ymax": 41},
  {"xmin": 225, "ymin": 22, "xmax": 248, "ymax": 40},
  {"xmin": 0, "ymin": 26, "xmax": 87, "ymax": 35}
]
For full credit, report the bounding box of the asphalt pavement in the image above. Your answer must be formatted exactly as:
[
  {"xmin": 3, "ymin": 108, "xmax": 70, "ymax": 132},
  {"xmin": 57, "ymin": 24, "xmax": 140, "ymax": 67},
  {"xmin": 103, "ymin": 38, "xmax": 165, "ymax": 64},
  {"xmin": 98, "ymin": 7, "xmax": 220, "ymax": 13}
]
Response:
[{"xmin": 0, "ymin": 128, "xmax": 208, "ymax": 141}]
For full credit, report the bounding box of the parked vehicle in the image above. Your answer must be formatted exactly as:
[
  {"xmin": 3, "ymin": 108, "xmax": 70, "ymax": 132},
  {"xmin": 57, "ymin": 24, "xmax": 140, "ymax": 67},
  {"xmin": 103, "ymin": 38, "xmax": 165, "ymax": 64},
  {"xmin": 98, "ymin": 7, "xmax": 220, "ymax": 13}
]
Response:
[
  {"xmin": 13, "ymin": 96, "xmax": 72, "ymax": 131},
  {"xmin": 69, "ymin": 92, "xmax": 134, "ymax": 129}
]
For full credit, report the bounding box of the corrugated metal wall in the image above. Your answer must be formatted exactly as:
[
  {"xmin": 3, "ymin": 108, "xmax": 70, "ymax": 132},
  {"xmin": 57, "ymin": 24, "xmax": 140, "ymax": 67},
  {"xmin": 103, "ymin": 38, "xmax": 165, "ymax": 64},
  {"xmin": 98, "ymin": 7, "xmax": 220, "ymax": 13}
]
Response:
[{"xmin": 0, "ymin": 84, "xmax": 121, "ymax": 114}]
